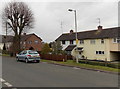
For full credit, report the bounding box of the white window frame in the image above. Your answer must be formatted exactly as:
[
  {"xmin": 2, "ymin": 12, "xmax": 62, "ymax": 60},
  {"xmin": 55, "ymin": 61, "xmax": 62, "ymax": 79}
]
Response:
[
  {"xmin": 34, "ymin": 40, "xmax": 39, "ymax": 44},
  {"xmin": 90, "ymin": 39, "xmax": 95, "ymax": 44},
  {"xmin": 70, "ymin": 40, "xmax": 73, "ymax": 45},
  {"xmin": 101, "ymin": 39, "xmax": 104, "ymax": 44},
  {"xmin": 113, "ymin": 38, "xmax": 120, "ymax": 43},
  {"xmin": 96, "ymin": 51, "xmax": 105, "ymax": 55},
  {"xmin": 28, "ymin": 41, "xmax": 32, "ymax": 44},
  {"xmin": 80, "ymin": 40, "xmax": 84, "ymax": 44}
]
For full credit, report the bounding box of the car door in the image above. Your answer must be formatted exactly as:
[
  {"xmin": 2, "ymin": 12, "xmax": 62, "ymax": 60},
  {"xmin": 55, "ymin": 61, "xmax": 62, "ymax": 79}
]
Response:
[
  {"xmin": 22, "ymin": 51, "xmax": 27, "ymax": 60},
  {"xmin": 18, "ymin": 51, "xmax": 24, "ymax": 60}
]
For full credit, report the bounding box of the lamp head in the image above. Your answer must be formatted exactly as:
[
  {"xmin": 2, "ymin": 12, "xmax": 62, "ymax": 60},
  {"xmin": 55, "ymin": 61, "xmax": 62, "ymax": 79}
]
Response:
[{"xmin": 68, "ymin": 9, "xmax": 73, "ymax": 12}]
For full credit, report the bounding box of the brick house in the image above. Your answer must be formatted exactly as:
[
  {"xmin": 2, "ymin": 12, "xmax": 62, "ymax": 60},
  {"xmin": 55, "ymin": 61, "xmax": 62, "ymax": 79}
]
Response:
[{"xmin": 0, "ymin": 33, "xmax": 42, "ymax": 53}]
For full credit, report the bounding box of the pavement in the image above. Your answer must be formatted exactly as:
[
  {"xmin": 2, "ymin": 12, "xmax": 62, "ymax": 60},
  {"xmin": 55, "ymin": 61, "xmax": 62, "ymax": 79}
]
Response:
[{"xmin": 1, "ymin": 56, "xmax": 119, "ymax": 88}]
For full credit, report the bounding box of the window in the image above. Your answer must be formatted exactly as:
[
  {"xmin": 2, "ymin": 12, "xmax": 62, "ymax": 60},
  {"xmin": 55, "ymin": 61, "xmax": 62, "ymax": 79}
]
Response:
[
  {"xmin": 90, "ymin": 40, "xmax": 95, "ymax": 44},
  {"xmin": 113, "ymin": 38, "xmax": 120, "ymax": 43},
  {"xmin": 101, "ymin": 39, "xmax": 104, "ymax": 44},
  {"xmin": 70, "ymin": 40, "xmax": 73, "ymax": 44},
  {"xmin": 22, "ymin": 51, "xmax": 27, "ymax": 54},
  {"xmin": 28, "ymin": 41, "xmax": 32, "ymax": 44},
  {"xmin": 35, "ymin": 40, "xmax": 39, "ymax": 44},
  {"xmin": 62, "ymin": 40, "xmax": 65, "ymax": 44},
  {"xmin": 96, "ymin": 51, "xmax": 104, "ymax": 55},
  {"xmin": 80, "ymin": 40, "xmax": 84, "ymax": 44},
  {"xmin": 29, "ymin": 51, "xmax": 38, "ymax": 54}
]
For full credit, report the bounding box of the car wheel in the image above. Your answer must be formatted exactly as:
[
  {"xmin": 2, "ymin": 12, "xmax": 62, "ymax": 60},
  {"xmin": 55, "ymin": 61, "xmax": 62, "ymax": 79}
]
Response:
[
  {"xmin": 25, "ymin": 58, "xmax": 29, "ymax": 63},
  {"xmin": 16, "ymin": 58, "xmax": 19, "ymax": 62},
  {"xmin": 36, "ymin": 60, "xmax": 40, "ymax": 63}
]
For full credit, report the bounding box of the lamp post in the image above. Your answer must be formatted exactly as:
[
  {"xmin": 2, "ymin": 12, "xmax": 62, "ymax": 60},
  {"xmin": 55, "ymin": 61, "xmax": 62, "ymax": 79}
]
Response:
[
  {"xmin": 68, "ymin": 9, "xmax": 79, "ymax": 63},
  {"xmin": 68, "ymin": 9, "xmax": 78, "ymax": 45}
]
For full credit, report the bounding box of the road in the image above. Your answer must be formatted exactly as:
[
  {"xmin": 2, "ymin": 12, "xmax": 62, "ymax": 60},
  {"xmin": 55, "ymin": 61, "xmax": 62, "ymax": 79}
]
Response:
[{"xmin": 1, "ymin": 56, "xmax": 119, "ymax": 87}]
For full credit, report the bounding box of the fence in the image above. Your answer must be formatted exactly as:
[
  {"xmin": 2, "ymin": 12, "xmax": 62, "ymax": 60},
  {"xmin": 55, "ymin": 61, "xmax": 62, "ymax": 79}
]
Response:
[{"xmin": 40, "ymin": 54, "xmax": 72, "ymax": 62}]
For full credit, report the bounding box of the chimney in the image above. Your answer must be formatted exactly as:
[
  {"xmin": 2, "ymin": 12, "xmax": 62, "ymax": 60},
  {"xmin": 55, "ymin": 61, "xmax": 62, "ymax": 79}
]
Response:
[
  {"xmin": 70, "ymin": 30, "xmax": 74, "ymax": 34},
  {"xmin": 23, "ymin": 33, "xmax": 26, "ymax": 35},
  {"xmin": 97, "ymin": 25, "xmax": 102, "ymax": 30}
]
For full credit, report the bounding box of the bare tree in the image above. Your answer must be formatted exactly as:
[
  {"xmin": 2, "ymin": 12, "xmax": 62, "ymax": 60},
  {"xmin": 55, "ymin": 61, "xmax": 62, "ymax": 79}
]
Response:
[{"xmin": 2, "ymin": 2, "xmax": 34, "ymax": 54}]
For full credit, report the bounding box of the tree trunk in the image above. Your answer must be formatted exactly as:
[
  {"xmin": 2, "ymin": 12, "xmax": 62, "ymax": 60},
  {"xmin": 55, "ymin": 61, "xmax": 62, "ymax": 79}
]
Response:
[{"xmin": 12, "ymin": 34, "xmax": 21, "ymax": 55}]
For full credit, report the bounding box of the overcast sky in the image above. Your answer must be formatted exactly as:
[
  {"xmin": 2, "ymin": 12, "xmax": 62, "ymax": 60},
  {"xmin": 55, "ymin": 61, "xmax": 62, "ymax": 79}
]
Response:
[{"xmin": 0, "ymin": 0, "xmax": 118, "ymax": 43}]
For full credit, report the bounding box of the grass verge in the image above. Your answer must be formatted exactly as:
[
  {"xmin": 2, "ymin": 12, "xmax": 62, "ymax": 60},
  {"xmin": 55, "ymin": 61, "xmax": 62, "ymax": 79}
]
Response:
[
  {"xmin": 41, "ymin": 59, "xmax": 119, "ymax": 73},
  {"xmin": 0, "ymin": 54, "xmax": 10, "ymax": 56}
]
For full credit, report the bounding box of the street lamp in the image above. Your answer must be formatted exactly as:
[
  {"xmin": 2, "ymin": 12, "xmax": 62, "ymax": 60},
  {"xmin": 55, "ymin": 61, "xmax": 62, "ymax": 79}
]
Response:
[{"xmin": 68, "ymin": 9, "xmax": 78, "ymax": 45}]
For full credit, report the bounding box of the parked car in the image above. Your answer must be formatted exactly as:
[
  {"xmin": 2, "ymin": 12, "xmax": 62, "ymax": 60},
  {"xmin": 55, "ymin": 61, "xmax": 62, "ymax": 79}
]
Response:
[{"xmin": 16, "ymin": 50, "xmax": 40, "ymax": 63}]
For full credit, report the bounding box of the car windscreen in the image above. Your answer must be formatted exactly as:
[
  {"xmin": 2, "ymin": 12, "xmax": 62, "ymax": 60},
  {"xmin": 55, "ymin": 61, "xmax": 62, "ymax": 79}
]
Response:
[{"xmin": 29, "ymin": 51, "xmax": 38, "ymax": 54}]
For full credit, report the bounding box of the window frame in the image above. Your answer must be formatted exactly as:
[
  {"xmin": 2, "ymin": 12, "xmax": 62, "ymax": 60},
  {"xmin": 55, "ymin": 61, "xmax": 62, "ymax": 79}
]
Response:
[
  {"xmin": 113, "ymin": 38, "xmax": 120, "ymax": 43},
  {"xmin": 34, "ymin": 40, "xmax": 39, "ymax": 44},
  {"xmin": 70, "ymin": 40, "xmax": 73, "ymax": 45},
  {"xmin": 62, "ymin": 40, "xmax": 66, "ymax": 45},
  {"xmin": 90, "ymin": 39, "xmax": 96, "ymax": 44},
  {"xmin": 96, "ymin": 51, "xmax": 105, "ymax": 55},
  {"xmin": 101, "ymin": 39, "xmax": 104, "ymax": 44},
  {"xmin": 28, "ymin": 41, "xmax": 32, "ymax": 44},
  {"xmin": 80, "ymin": 40, "xmax": 84, "ymax": 44}
]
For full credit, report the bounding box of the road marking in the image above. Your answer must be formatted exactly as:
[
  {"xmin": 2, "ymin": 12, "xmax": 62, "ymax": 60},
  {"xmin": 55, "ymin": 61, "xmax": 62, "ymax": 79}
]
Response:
[
  {"xmin": 0, "ymin": 78, "xmax": 5, "ymax": 82},
  {"xmin": 0, "ymin": 78, "xmax": 13, "ymax": 87},
  {"xmin": 4, "ymin": 82, "xmax": 12, "ymax": 87}
]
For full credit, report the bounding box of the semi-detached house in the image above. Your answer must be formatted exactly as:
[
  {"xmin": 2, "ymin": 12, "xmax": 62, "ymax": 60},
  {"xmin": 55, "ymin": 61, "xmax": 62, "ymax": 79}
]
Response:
[{"xmin": 55, "ymin": 26, "xmax": 120, "ymax": 61}]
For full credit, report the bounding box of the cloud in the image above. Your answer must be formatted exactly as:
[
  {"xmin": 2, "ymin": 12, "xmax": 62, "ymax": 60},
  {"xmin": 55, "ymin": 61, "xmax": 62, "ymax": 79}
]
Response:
[{"xmin": 0, "ymin": 1, "xmax": 118, "ymax": 43}]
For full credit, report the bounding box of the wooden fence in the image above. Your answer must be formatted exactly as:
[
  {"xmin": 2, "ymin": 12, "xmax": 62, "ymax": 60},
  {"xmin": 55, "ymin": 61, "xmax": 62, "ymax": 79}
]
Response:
[{"xmin": 40, "ymin": 54, "xmax": 72, "ymax": 61}]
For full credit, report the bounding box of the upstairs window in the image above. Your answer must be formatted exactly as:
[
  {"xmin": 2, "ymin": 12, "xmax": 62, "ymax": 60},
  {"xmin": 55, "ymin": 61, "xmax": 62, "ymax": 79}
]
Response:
[
  {"xmin": 101, "ymin": 39, "xmax": 104, "ymax": 44},
  {"xmin": 28, "ymin": 41, "xmax": 32, "ymax": 44},
  {"xmin": 35, "ymin": 40, "xmax": 39, "ymax": 44},
  {"xmin": 113, "ymin": 38, "xmax": 120, "ymax": 43},
  {"xmin": 62, "ymin": 40, "xmax": 66, "ymax": 45},
  {"xmin": 90, "ymin": 39, "xmax": 95, "ymax": 44},
  {"xmin": 80, "ymin": 40, "xmax": 84, "ymax": 44},
  {"xmin": 70, "ymin": 40, "xmax": 73, "ymax": 44}
]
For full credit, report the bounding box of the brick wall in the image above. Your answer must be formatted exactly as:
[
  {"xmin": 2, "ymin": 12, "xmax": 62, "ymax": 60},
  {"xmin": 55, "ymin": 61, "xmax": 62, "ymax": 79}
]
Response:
[{"xmin": 22, "ymin": 35, "xmax": 42, "ymax": 52}]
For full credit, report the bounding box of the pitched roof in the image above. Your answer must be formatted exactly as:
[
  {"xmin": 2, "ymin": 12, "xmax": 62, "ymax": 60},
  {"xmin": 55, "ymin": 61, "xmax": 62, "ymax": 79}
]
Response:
[
  {"xmin": 0, "ymin": 33, "xmax": 42, "ymax": 43},
  {"xmin": 21, "ymin": 33, "xmax": 42, "ymax": 41},
  {"xmin": 0, "ymin": 35, "xmax": 13, "ymax": 43},
  {"xmin": 56, "ymin": 27, "xmax": 120, "ymax": 41}
]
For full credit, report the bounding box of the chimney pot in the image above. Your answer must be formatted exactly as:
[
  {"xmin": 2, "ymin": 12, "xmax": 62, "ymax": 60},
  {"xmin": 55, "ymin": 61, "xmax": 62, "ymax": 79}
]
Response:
[
  {"xmin": 23, "ymin": 33, "xmax": 26, "ymax": 35},
  {"xmin": 98, "ymin": 25, "xmax": 102, "ymax": 30},
  {"xmin": 70, "ymin": 30, "xmax": 74, "ymax": 33}
]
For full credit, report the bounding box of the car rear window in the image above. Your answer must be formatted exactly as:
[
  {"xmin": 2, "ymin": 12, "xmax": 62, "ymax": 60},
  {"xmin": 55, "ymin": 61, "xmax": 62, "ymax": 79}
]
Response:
[{"xmin": 29, "ymin": 51, "xmax": 38, "ymax": 54}]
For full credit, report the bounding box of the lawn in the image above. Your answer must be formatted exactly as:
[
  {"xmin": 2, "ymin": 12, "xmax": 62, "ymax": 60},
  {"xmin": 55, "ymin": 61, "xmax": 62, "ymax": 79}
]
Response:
[{"xmin": 41, "ymin": 59, "xmax": 119, "ymax": 73}]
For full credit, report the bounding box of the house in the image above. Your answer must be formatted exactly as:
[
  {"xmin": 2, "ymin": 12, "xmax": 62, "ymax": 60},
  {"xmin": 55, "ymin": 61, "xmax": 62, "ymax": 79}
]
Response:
[
  {"xmin": 0, "ymin": 35, "xmax": 13, "ymax": 51},
  {"xmin": 0, "ymin": 33, "xmax": 43, "ymax": 53},
  {"xmin": 55, "ymin": 26, "xmax": 120, "ymax": 61}
]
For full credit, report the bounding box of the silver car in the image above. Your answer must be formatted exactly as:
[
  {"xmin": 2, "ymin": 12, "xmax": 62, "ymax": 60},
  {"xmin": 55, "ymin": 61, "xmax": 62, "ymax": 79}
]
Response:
[{"xmin": 16, "ymin": 50, "xmax": 40, "ymax": 63}]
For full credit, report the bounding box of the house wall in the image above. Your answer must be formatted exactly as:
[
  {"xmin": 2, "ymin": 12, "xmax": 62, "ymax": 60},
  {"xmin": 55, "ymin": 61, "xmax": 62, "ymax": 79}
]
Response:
[
  {"xmin": 77, "ymin": 39, "xmax": 111, "ymax": 61},
  {"xmin": 0, "ymin": 43, "xmax": 3, "ymax": 50},
  {"xmin": 0, "ymin": 42, "xmax": 12, "ymax": 50},
  {"xmin": 59, "ymin": 37, "xmax": 120, "ymax": 61},
  {"xmin": 109, "ymin": 38, "xmax": 120, "ymax": 51},
  {"xmin": 22, "ymin": 35, "xmax": 42, "ymax": 52}
]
